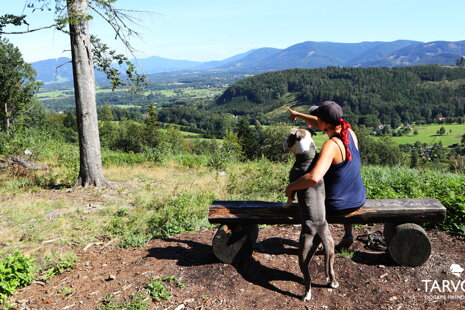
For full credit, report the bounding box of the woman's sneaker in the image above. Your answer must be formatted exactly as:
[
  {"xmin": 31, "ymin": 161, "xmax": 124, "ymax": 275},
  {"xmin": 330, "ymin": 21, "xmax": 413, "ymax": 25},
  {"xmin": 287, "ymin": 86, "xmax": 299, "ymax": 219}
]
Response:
[{"xmin": 335, "ymin": 235, "xmax": 354, "ymax": 253}]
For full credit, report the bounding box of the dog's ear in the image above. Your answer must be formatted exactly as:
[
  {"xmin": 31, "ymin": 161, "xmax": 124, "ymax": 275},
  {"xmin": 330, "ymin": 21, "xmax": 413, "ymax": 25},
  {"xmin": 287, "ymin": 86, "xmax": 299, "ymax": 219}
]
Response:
[
  {"xmin": 290, "ymin": 128, "xmax": 298, "ymax": 135},
  {"xmin": 306, "ymin": 128, "xmax": 317, "ymax": 136},
  {"xmin": 295, "ymin": 129, "xmax": 307, "ymax": 141},
  {"xmin": 287, "ymin": 133, "xmax": 297, "ymax": 148}
]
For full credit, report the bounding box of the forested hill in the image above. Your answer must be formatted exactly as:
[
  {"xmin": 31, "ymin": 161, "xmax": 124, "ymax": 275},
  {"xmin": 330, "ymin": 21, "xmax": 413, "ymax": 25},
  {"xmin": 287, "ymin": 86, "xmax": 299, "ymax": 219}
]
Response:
[{"xmin": 211, "ymin": 65, "xmax": 465, "ymax": 126}]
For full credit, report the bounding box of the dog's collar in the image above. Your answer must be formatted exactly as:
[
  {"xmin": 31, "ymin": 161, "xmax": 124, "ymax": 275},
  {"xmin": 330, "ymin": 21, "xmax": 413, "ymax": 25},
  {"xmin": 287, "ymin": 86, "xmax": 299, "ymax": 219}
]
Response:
[{"xmin": 295, "ymin": 151, "xmax": 316, "ymax": 162}]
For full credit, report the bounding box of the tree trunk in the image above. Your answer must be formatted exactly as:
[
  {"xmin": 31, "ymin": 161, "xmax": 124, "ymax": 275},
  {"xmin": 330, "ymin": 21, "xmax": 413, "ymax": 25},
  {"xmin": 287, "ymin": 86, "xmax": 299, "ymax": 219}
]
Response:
[
  {"xmin": 67, "ymin": 0, "xmax": 110, "ymax": 187},
  {"xmin": 4, "ymin": 102, "xmax": 10, "ymax": 131}
]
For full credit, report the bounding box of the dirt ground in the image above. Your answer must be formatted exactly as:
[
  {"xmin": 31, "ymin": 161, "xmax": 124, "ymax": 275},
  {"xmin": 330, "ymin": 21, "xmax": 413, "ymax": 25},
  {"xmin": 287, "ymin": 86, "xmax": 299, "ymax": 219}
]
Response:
[{"xmin": 11, "ymin": 224, "xmax": 465, "ymax": 310}]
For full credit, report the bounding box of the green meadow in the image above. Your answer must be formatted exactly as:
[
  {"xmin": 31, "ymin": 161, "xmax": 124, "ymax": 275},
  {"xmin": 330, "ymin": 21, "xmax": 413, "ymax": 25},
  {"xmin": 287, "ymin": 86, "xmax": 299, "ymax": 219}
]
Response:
[
  {"xmin": 36, "ymin": 86, "xmax": 125, "ymax": 99},
  {"xmin": 37, "ymin": 87, "xmax": 222, "ymax": 101},
  {"xmin": 289, "ymin": 123, "xmax": 465, "ymax": 149},
  {"xmin": 379, "ymin": 124, "xmax": 465, "ymax": 146},
  {"xmin": 157, "ymin": 88, "xmax": 222, "ymax": 98},
  {"xmin": 36, "ymin": 89, "xmax": 74, "ymax": 99}
]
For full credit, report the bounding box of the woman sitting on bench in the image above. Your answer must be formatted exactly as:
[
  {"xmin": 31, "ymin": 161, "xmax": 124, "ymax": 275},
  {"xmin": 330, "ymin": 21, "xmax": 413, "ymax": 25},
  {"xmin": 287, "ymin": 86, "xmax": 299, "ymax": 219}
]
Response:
[{"xmin": 286, "ymin": 101, "xmax": 366, "ymax": 251}]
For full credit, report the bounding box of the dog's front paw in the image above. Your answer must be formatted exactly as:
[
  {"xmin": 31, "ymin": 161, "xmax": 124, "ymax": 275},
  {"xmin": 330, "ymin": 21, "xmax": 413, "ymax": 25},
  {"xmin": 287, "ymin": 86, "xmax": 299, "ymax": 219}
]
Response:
[
  {"xmin": 302, "ymin": 290, "xmax": 312, "ymax": 301},
  {"xmin": 328, "ymin": 280, "xmax": 339, "ymax": 289}
]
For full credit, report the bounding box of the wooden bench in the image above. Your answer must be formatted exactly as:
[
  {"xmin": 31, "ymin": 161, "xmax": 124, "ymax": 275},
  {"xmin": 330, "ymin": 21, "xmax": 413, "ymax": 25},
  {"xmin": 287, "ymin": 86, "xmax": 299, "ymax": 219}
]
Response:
[{"xmin": 208, "ymin": 199, "xmax": 447, "ymax": 267}]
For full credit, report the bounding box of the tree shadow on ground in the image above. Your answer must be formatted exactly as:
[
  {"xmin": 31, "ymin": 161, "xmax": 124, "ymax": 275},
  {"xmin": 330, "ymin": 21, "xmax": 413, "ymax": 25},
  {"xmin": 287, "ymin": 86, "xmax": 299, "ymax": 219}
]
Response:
[
  {"xmin": 240, "ymin": 237, "xmax": 328, "ymax": 299},
  {"xmin": 146, "ymin": 237, "xmax": 327, "ymax": 299},
  {"xmin": 234, "ymin": 256, "xmax": 314, "ymax": 299},
  {"xmin": 255, "ymin": 237, "xmax": 299, "ymax": 255},
  {"xmin": 145, "ymin": 238, "xmax": 219, "ymax": 267}
]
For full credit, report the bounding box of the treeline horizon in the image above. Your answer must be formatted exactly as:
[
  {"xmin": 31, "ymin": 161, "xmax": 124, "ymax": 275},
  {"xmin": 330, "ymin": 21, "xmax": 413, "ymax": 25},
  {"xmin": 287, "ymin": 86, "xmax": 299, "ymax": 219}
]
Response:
[
  {"xmin": 37, "ymin": 65, "xmax": 465, "ymax": 139},
  {"xmin": 214, "ymin": 65, "xmax": 465, "ymax": 127}
]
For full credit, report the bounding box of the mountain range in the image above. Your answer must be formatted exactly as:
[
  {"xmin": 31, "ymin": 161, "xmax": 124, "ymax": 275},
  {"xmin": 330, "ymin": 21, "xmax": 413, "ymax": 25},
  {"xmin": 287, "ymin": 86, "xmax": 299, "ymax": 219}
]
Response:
[{"xmin": 31, "ymin": 40, "xmax": 465, "ymax": 83}]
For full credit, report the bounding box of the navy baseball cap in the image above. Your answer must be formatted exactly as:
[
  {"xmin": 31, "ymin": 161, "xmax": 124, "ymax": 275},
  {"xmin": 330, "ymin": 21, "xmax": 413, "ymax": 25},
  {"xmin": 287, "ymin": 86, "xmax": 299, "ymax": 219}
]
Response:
[{"xmin": 309, "ymin": 101, "xmax": 343, "ymax": 125}]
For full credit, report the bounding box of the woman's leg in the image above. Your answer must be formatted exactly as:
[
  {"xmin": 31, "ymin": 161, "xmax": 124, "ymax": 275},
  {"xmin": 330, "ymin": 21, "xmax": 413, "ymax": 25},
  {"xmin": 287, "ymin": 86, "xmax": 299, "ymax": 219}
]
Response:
[
  {"xmin": 344, "ymin": 223, "xmax": 353, "ymax": 236},
  {"xmin": 327, "ymin": 207, "xmax": 359, "ymax": 252},
  {"xmin": 335, "ymin": 224, "xmax": 354, "ymax": 252}
]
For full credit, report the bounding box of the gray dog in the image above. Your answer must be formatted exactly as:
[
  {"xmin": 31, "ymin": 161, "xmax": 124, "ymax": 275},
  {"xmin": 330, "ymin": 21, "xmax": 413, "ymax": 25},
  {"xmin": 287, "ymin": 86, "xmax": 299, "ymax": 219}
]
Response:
[{"xmin": 284, "ymin": 128, "xmax": 339, "ymax": 301}]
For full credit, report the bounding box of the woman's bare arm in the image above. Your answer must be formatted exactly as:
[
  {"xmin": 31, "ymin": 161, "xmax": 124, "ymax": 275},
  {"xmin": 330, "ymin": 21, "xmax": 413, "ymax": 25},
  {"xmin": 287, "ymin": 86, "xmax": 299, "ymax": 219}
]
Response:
[
  {"xmin": 285, "ymin": 139, "xmax": 337, "ymax": 200},
  {"xmin": 288, "ymin": 108, "xmax": 322, "ymax": 130}
]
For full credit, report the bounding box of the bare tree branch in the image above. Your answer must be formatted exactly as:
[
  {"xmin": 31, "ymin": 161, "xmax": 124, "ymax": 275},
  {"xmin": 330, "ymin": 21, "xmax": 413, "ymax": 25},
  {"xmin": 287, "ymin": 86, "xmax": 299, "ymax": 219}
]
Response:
[
  {"xmin": 87, "ymin": 3, "xmax": 141, "ymax": 54},
  {"xmin": 0, "ymin": 24, "xmax": 57, "ymax": 34},
  {"xmin": 87, "ymin": 2, "xmax": 149, "ymax": 79}
]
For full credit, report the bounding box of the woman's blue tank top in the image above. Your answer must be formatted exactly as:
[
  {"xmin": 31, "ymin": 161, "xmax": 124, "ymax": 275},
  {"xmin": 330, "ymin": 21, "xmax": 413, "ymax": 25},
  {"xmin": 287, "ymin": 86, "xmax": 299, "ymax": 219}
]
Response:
[{"xmin": 323, "ymin": 132, "xmax": 366, "ymax": 211}]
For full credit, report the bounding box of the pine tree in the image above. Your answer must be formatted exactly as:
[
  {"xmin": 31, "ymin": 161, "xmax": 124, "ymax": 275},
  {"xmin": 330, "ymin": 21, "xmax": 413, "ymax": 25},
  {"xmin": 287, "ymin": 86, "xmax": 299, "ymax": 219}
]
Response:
[{"xmin": 236, "ymin": 117, "xmax": 258, "ymax": 160}]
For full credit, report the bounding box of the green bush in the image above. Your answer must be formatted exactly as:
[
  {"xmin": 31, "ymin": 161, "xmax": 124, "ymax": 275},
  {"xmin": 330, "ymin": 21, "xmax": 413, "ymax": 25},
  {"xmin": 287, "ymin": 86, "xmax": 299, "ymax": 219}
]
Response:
[
  {"xmin": 226, "ymin": 162, "xmax": 464, "ymax": 232},
  {"xmin": 356, "ymin": 128, "xmax": 407, "ymax": 166},
  {"xmin": 0, "ymin": 128, "xmax": 53, "ymax": 157},
  {"xmin": 258, "ymin": 125, "xmax": 293, "ymax": 162},
  {"xmin": 227, "ymin": 159, "xmax": 290, "ymax": 201},
  {"xmin": 207, "ymin": 149, "xmax": 235, "ymax": 170},
  {"xmin": 29, "ymin": 142, "xmax": 80, "ymax": 188},
  {"xmin": 0, "ymin": 128, "xmax": 81, "ymax": 189},
  {"xmin": 146, "ymin": 276, "xmax": 185, "ymax": 302},
  {"xmin": 362, "ymin": 166, "xmax": 465, "ymax": 232},
  {"xmin": 173, "ymin": 154, "xmax": 209, "ymax": 169},
  {"xmin": 105, "ymin": 208, "xmax": 151, "ymax": 248},
  {"xmin": 119, "ymin": 230, "xmax": 151, "ymax": 249},
  {"xmin": 107, "ymin": 208, "xmax": 132, "ymax": 236},
  {"xmin": 148, "ymin": 192, "xmax": 215, "ymax": 238},
  {"xmin": 0, "ymin": 251, "xmax": 35, "ymax": 304},
  {"xmin": 146, "ymin": 278, "xmax": 171, "ymax": 301},
  {"xmin": 55, "ymin": 144, "xmax": 80, "ymax": 186},
  {"xmin": 142, "ymin": 146, "xmax": 171, "ymax": 164},
  {"xmin": 102, "ymin": 150, "xmax": 146, "ymax": 166},
  {"xmin": 206, "ymin": 130, "xmax": 243, "ymax": 170}
]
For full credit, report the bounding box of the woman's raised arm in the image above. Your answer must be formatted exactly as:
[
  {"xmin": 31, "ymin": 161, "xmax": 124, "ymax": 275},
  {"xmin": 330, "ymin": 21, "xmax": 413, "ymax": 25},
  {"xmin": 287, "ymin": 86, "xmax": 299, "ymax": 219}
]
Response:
[{"xmin": 288, "ymin": 108, "xmax": 322, "ymax": 130}]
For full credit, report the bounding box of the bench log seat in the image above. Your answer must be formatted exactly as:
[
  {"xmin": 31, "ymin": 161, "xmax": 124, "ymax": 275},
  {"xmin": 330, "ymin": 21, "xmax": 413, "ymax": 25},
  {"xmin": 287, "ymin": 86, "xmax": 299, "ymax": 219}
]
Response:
[{"xmin": 208, "ymin": 199, "xmax": 447, "ymax": 267}]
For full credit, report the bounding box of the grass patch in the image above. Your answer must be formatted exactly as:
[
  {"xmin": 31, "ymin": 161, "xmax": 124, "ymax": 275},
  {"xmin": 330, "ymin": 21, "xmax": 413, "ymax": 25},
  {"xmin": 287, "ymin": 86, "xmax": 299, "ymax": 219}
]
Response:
[
  {"xmin": 337, "ymin": 249, "xmax": 355, "ymax": 259},
  {"xmin": 375, "ymin": 123, "xmax": 465, "ymax": 146},
  {"xmin": 105, "ymin": 208, "xmax": 151, "ymax": 249},
  {"xmin": 98, "ymin": 292, "xmax": 149, "ymax": 310},
  {"xmin": 0, "ymin": 162, "xmax": 227, "ymax": 256},
  {"xmin": 39, "ymin": 251, "xmax": 78, "ymax": 282},
  {"xmin": 146, "ymin": 276, "xmax": 185, "ymax": 302},
  {"xmin": 56, "ymin": 287, "xmax": 75, "ymax": 296}
]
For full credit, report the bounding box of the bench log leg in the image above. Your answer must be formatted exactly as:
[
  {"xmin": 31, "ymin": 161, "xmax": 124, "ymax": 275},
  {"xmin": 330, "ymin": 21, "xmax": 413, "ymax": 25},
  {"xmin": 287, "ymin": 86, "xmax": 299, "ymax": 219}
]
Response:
[
  {"xmin": 384, "ymin": 223, "xmax": 432, "ymax": 267},
  {"xmin": 212, "ymin": 224, "xmax": 259, "ymax": 264},
  {"xmin": 383, "ymin": 223, "xmax": 397, "ymax": 245}
]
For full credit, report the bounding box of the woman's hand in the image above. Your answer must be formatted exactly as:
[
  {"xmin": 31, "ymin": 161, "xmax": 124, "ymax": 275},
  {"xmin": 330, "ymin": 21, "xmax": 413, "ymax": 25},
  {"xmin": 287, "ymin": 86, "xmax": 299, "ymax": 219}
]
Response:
[
  {"xmin": 288, "ymin": 108, "xmax": 298, "ymax": 121},
  {"xmin": 285, "ymin": 184, "xmax": 295, "ymax": 202}
]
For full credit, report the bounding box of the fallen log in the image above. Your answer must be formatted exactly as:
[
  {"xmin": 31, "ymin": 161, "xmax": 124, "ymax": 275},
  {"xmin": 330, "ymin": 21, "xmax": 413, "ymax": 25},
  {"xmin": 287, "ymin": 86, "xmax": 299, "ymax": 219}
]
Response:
[
  {"xmin": 209, "ymin": 199, "xmax": 446, "ymax": 225},
  {"xmin": 0, "ymin": 156, "xmax": 48, "ymax": 171}
]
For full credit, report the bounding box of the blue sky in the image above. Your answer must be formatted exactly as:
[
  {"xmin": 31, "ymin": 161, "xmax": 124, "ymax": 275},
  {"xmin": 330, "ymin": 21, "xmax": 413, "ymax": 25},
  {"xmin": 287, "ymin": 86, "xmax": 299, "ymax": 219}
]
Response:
[{"xmin": 2, "ymin": 0, "xmax": 465, "ymax": 63}]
